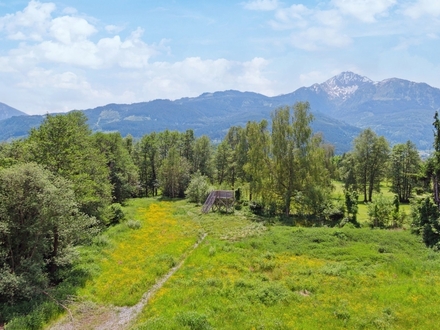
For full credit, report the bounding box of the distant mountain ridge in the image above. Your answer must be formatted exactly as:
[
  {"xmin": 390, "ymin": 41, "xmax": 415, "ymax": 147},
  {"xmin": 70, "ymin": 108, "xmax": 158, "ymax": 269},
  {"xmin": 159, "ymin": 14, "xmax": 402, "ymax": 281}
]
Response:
[
  {"xmin": 0, "ymin": 71, "xmax": 439, "ymax": 153},
  {"xmin": 0, "ymin": 102, "xmax": 27, "ymax": 121},
  {"xmin": 289, "ymin": 72, "xmax": 440, "ymax": 148}
]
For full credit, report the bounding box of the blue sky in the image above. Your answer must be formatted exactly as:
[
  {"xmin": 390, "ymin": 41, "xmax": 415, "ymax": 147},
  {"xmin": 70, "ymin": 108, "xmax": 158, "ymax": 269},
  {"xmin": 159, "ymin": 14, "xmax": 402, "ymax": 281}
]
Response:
[{"xmin": 0, "ymin": 0, "xmax": 439, "ymax": 114}]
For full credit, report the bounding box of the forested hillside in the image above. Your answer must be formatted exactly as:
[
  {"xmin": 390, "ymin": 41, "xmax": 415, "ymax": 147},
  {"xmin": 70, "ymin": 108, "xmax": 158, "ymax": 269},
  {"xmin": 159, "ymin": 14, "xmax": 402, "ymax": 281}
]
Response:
[{"xmin": 2, "ymin": 71, "xmax": 440, "ymax": 153}]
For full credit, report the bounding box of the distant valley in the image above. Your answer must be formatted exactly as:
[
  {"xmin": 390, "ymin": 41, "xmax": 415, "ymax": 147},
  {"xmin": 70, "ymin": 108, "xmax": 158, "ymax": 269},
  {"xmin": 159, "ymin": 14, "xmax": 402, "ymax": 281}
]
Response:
[{"xmin": 1, "ymin": 72, "xmax": 439, "ymax": 153}]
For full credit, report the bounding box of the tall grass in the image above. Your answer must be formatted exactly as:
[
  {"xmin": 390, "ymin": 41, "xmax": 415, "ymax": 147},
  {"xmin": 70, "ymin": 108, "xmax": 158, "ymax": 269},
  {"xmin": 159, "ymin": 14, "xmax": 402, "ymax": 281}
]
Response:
[{"xmin": 133, "ymin": 214, "xmax": 440, "ymax": 329}]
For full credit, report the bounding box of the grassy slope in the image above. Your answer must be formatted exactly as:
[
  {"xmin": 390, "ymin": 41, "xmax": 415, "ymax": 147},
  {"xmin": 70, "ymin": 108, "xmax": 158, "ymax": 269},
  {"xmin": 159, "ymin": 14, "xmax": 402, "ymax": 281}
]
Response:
[{"xmin": 132, "ymin": 200, "xmax": 440, "ymax": 330}]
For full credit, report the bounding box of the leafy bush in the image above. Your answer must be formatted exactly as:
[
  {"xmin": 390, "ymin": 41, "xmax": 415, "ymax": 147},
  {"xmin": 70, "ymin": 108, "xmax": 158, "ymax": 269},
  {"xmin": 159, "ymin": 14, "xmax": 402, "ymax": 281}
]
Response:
[
  {"xmin": 344, "ymin": 189, "xmax": 358, "ymax": 222},
  {"xmin": 185, "ymin": 171, "xmax": 211, "ymax": 204},
  {"xmin": 126, "ymin": 219, "xmax": 142, "ymax": 230},
  {"xmin": 107, "ymin": 203, "xmax": 125, "ymax": 225},
  {"xmin": 175, "ymin": 311, "xmax": 212, "ymax": 330},
  {"xmin": 368, "ymin": 194, "xmax": 403, "ymax": 228}
]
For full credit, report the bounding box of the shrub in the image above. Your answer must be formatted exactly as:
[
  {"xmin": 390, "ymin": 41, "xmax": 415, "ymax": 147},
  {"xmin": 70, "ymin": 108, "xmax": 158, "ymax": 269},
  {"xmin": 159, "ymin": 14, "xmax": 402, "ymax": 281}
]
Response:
[
  {"xmin": 126, "ymin": 219, "xmax": 142, "ymax": 230},
  {"xmin": 185, "ymin": 171, "xmax": 211, "ymax": 204},
  {"xmin": 175, "ymin": 311, "xmax": 212, "ymax": 330},
  {"xmin": 108, "ymin": 203, "xmax": 125, "ymax": 225},
  {"xmin": 368, "ymin": 194, "xmax": 399, "ymax": 228}
]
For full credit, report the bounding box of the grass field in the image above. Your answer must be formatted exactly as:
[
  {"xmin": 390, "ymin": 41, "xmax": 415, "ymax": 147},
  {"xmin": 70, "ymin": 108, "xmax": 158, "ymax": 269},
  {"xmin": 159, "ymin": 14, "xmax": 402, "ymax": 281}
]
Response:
[
  {"xmin": 131, "ymin": 199, "xmax": 440, "ymax": 330},
  {"xmin": 6, "ymin": 193, "xmax": 439, "ymax": 329}
]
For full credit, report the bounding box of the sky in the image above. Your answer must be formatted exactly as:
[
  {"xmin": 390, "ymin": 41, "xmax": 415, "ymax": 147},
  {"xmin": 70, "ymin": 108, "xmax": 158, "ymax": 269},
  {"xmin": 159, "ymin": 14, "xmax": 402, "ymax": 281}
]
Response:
[{"xmin": 0, "ymin": 0, "xmax": 439, "ymax": 115}]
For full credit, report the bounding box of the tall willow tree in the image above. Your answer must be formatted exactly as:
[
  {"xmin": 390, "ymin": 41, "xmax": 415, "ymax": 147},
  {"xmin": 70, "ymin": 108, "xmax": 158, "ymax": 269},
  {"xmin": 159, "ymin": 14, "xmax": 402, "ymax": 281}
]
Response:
[
  {"xmin": 433, "ymin": 111, "xmax": 440, "ymax": 207},
  {"xmin": 193, "ymin": 135, "xmax": 213, "ymax": 178},
  {"xmin": 160, "ymin": 146, "xmax": 190, "ymax": 198}
]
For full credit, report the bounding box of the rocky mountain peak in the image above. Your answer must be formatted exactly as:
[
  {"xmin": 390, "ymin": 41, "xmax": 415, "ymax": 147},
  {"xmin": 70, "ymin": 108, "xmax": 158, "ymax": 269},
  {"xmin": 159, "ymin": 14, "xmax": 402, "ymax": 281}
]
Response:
[{"xmin": 320, "ymin": 71, "xmax": 373, "ymax": 100}]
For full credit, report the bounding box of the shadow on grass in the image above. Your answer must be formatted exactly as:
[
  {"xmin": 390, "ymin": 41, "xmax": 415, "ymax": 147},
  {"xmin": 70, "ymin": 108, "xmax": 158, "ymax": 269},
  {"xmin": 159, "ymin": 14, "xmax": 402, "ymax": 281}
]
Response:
[{"xmin": 0, "ymin": 265, "xmax": 91, "ymax": 328}]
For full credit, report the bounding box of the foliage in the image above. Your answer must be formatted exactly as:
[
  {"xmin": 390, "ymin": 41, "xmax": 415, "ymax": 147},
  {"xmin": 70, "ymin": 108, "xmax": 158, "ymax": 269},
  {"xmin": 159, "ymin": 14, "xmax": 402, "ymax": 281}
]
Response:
[
  {"xmin": 193, "ymin": 135, "xmax": 213, "ymax": 178},
  {"xmin": 344, "ymin": 189, "xmax": 358, "ymax": 224},
  {"xmin": 160, "ymin": 146, "xmax": 191, "ymax": 198},
  {"xmin": 411, "ymin": 197, "xmax": 440, "ymax": 249},
  {"xmin": 107, "ymin": 203, "xmax": 125, "ymax": 225},
  {"xmin": 389, "ymin": 141, "xmax": 420, "ymax": 202},
  {"xmin": 367, "ymin": 194, "xmax": 404, "ymax": 228},
  {"xmin": 0, "ymin": 163, "xmax": 97, "ymax": 304},
  {"xmin": 26, "ymin": 111, "xmax": 112, "ymax": 220},
  {"xmin": 185, "ymin": 171, "xmax": 211, "ymax": 204},
  {"xmin": 352, "ymin": 128, "xmax": 390, "ymax": 202},
  {"xmin": 93, "ymin": 132, "xmax": 139, "ymax": 203}
]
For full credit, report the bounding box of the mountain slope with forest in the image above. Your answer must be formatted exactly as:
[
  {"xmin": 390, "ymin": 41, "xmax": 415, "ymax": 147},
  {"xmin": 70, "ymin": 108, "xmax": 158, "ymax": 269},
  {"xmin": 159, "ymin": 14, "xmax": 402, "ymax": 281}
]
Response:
[{"xmin": 1, "ymin": 71, "xmax": 439, "ymax": 152}]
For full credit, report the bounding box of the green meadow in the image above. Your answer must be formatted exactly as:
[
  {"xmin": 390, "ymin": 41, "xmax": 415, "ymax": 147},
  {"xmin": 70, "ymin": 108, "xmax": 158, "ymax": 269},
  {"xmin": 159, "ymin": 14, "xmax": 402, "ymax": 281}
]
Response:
[
  {"xmin": 130, "ymin": 199, "xmax": 440, "ymax": 330},
  {"xmin": 8, "ymin": 196, "xmax": 439, "ymax": 329}
]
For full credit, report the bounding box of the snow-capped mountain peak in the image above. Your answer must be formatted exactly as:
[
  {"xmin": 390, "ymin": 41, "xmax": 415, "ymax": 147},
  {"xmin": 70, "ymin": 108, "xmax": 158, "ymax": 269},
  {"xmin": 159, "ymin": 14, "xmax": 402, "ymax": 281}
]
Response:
[{"xmin": 321, "ymin": 71, "xmax": 373, "ymax": 100}]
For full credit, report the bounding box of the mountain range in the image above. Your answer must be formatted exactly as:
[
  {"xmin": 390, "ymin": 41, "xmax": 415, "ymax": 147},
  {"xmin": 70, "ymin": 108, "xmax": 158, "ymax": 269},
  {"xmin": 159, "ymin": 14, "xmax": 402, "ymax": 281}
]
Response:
[{"xmin": 1, "ymin": 72, "xmax": 438, "ymax": 153}]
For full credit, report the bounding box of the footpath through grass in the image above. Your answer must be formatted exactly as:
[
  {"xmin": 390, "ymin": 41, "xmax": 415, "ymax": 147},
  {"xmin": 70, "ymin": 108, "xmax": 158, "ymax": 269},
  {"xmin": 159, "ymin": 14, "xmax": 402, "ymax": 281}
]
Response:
[
  {"xmin": 133, "ymin": 203, "xmax": 440, "ymax": 330},
  {"xmin": 76, "ymin": 198, "xmax": 202, "ymax": 306}
]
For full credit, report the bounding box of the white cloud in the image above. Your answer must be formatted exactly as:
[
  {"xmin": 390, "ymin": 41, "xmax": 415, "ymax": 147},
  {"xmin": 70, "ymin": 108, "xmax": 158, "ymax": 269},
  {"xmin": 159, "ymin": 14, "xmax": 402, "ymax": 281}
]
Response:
[
  {"xmin": 267, "ymin": 4, "xmax": 350, "ymax": 50},
  {"xmin": 49, "ymin": 16, "xmax": 97, "ymax": 44},
  {"xmin": 392, "ymin": 37, "xmax": 421, "ymax": 51},
  {"xmin": 314, "ymin": 9, "xmax": 343, "ymax": 28},
  {"xmin": 244, "ymin": 0, "xmax": 279, "ymax": 11},
  {"xmin": 0, "ymin": 0, "xmax": 276, "ymax": 113},
  {"xmin": 0, "ymin": 0, "xmax": 55, "ymax": 40},
  {"xmin": 332, "ymin": 0, "xmax": 396, "ymax": 23},
  {"xmin": 404, "ymin": 0, "xmax": 440, "ymax": 19},
  {"xmin": 62, "ymin": 7, "xmax": 77, "ymax": 15}
]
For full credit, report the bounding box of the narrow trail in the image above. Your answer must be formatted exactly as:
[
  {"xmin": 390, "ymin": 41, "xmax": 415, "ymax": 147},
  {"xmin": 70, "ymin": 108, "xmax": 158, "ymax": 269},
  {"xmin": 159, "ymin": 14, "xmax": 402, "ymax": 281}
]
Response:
[{"xmin": 50, "ymin": 233, "xmax": 207, "ymax": 330}]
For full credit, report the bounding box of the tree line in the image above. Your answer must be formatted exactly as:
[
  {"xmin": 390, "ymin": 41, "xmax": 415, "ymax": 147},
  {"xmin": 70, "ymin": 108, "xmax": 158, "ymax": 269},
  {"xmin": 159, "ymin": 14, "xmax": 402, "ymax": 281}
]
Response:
[{"xmin": 0, "ymin": 102, "xmax": 438, "ymax": 306}]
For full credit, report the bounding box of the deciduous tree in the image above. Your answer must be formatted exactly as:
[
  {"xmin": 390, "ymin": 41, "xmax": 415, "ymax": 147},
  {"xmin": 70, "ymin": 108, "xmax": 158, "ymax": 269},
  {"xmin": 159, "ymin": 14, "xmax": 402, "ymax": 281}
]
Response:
[
  {"xmin": 26, "ymin": 112, "xmax": 111, "ymax": 219},
  {"xmin": 389, "ymin": 141, "xmax": 420, "ymax": 202},
  {"xmin": 352, "ymin": 128, "xmax": 389, "ymax": 202},
  {"xmin": 0, "ymin": 163, "xmax": 97, "ymax": 303}
]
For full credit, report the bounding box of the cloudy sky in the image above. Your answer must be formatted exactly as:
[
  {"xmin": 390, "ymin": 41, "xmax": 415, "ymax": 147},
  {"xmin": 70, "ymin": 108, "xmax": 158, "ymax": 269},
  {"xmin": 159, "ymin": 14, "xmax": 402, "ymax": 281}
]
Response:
[{"xmin": 0, "ymin": 0, "xmax": 439, "ymax": 114}]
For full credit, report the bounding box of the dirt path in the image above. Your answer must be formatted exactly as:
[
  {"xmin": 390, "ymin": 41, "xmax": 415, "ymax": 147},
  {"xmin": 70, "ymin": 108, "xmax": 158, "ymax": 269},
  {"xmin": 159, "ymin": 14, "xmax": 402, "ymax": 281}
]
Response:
[{"xmin": 49, "ymin": 233, "xmax": 207, "ymax": 330}]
